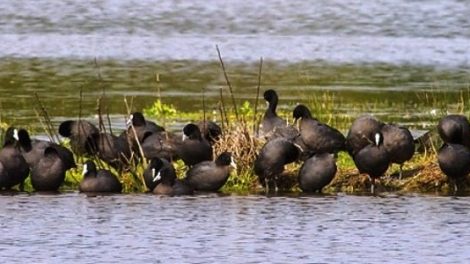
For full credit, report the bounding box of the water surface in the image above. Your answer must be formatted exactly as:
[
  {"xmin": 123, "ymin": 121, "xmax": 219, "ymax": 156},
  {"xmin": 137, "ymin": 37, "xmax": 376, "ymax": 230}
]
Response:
[{"xmin": 1, "ymin": 193, "xmax": 469, "ymax": 263}]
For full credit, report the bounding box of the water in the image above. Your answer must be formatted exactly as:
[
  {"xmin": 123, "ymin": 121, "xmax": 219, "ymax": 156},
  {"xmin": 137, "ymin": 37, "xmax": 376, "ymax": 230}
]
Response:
[{"xmin": 1, "ymin": 192, "xmax": 469, "ymax": 263}]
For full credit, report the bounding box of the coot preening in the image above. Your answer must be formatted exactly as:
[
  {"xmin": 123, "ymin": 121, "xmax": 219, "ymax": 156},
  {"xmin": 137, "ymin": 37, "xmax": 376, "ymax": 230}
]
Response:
[
  {"xmin": 437, "ymin": 114, "xmax": 470, "ymax": 147},
  {"xmin": 254, "ymin": 137, "xmax": 301, "ymax": 192},
  {"xmin": 17, "ymin": 128, "xmax": 75, "ymax": 170},
  {"xmin": 31, "ymin": 146, "xmax": 67, "ymax": 192},
  {"xmin": 381, "ymin": 124, "xmax": 414, "ymax": 179},
  {"xmin": 141, "ymin": 131, "xmax": 179, "ymax": 162},
  {"xmin": 185, "ymin": 152, "xmax": 236, "ymax": 192},
  {"xmin": 345, "ymin": 115, "xmax": 384, "ymax": 156},
  {"xmin": 298, "ymin": 153, "xmax": 337, "ymax": 193},
  {"xmin": 438, "ymin": 143, "xmax": 470, "ymax": 194},
  {"xmin": 260, "ymin": 89, "xmax": 287, "ymax": 136},
  {"xmin": 352, "ymin": 132, "xmax": 390, "ymax": 194},
  {"xmin": 0, "ymin": 127, "xmax": 30, "ymax": 191},
  {"xmin": 79, "ymin": 160, "xmax": 122, "ymax": 193},
  {"xmin": 143, "ymin": 157, "xmax": 176, "ymax": 192},
  {"xmin": 58, "ymin": 120, "xmax": 99, "ymax": 155},
  {"xmin": 86, "ymin": 132, "xmax": 131, "ymax": 170},
  {"xmin": 293, "ymin": 104, "xmax": 345, "ymax": 155}
]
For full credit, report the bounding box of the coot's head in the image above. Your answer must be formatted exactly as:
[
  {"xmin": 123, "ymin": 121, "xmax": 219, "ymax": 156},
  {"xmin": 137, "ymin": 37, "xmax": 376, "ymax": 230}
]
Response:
[
  {"xmin": 293, "ymin": 104, "xmax": 313, "ymax": 122},
  {"xmin": 148, "ymin": 158, "xmax": 165, "ymax": 184},
  {"xmin": 82, "ymin": 160, "xmax": 97, "ymax": 178},
  {"xmin": 127, "ymin": 112, "xmax": 146, "ymax": 127},
  {"xmin": 182, "ymin": 123, "xmax": 202, "ymax": 141},
  {"xmin": 215, "ymin": 152, "xmax": 237, "ymax": 169},
  {"xmin": 263, "ymin": 89, "xmax": 278, "ymax": 104}
]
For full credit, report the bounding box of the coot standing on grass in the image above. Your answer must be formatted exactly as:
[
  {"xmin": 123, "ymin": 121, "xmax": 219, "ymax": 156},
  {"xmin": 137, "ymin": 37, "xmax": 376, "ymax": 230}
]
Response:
[
  {"xmin": 185, "ymin": 152, "xmax": 236, "ymax": 192},
  {"xmin": 352, "ymin": 132, "xmax": 390, "ymax": 194},
  {"xmin": 293, "ymin": 104, "xmax": 345, "ymax": 155},
  {"xmin": 381, "ymin": 124, "xmax": 415, "ymax": 179},
  {"xmin": 31, "ymin": 146, "xmax": 67, "ymax": 192},
  {"xmin": 0, "ymin": 127, "xmax": 30, "ymax": 191},
  {"xmin": 79, "ymin": 160, "xmax": 122, "ymax": 193},
  {"xmin": 298, "ymin": 152, "xmax": 337, "ymax": 193},
  {"xmin": 254, "ymin": 137, "xmax": 301, "ymax": 192},
  {"xmin": 261, "ymin": 89, "xmax": 287, "ymax": 135},
  {"xmin": 345, "ymin": 115, "xmax": 384, "ymax": 156},
  {"xmin": 438, "ymin": 143, "xmax": 470, "ymax": 194},
  {"xmin": 58, "ymin": 120, "xmax": 99, "ymax": 155}
]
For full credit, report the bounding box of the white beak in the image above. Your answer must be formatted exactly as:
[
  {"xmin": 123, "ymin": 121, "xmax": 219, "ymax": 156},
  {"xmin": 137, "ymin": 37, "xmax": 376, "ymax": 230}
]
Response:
[
  {"xmin": 82, "ymin": 164, "xmax": 88, "ymax": 176},
  {"xmin": 230, "ymin": 157, "xmax": 237, "ymax": 169},
  {"xmin": 13, "ymin": 129, "xmax": 19, "ymax": 141},
  {"xmin": 182, "ymin": 134, "xmax": 188, "ymax": 142},
  {"xmin": 152, "ymin": 170, "xmax": 162, "ymax": 182},
  {"xmin": 375, "ymin": 133, "xmax": 381, "ymax": 146}
]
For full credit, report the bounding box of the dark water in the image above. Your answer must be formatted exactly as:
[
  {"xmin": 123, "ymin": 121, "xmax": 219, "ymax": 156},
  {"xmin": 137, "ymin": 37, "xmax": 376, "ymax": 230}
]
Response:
[
  {"xmin": 1, "ymin": 193, "xmax": 470, "ymax": 263},
  {"xmin": 0, "ymin": 1, "xmax": 470, "ymax": 131}
]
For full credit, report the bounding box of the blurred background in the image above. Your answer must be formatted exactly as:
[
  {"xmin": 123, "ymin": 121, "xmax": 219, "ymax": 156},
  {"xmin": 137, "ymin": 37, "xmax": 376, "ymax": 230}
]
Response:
[{"xmin": 0, "ymin": 0, "xmax": 469, "ymax": 131}]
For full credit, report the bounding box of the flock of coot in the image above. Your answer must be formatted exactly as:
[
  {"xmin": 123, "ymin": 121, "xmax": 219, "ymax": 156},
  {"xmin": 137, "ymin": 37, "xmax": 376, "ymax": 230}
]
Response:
[{"xmin": 0, "ymin": 89, "xmax": 468, "ymax": 195}]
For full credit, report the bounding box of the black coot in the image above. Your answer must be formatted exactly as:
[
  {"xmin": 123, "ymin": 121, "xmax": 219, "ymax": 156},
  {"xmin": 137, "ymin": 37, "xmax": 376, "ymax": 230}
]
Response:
[
  {"xmin": 197, "ymin": 120, "xmax": 222, "ymax": 145},
  {"xmin": 79, "ymin": 160, "xmax": 122, "ymax": 193},
  {"xmin": 381, "ymin": 124, "xmax": 415, "ymax": 179},
  {"xmin": 126, "ymin": 112, "xmax": 165, "ymax": 151},
  {"xmin": 176, "ymin": 123, "xmax": 213, "ymax": 167},
  {"xmin": 437, "ymin": 114, "xmax": 470, "ymax": 147},
  {"xmin": 352, "ymin": 132, "xmax": 390, "ymax": 194},
  {"xmin": 143, "ymin": 157, "xmax": 176, "ymax": 192},
  {"xmin": 86, "ymin": 132, "xmax": 131, "ymax": 170},
  {"xmin": 17, "ymin": 128, "xmax": 75, "ymax": 170},
  {"xmin": 346, "ymin": 115, "xmax": 384, "ymax": 156},
  {"xmin": 0, "ymin": 127, "xmax": 30, "ymax": 191},
  {"xmin": 261, "ymin": 89, "xmax": 287, "ymax": 136},
  {"xmin": 254, "ymin": 137, "xmax": 301, "ymax": 192},
  {"xmin": 141, "ymin": 131, "xmax": 179, "ymax": 162},
  {"xmin": 31, "ymin": 146, "xmax": 67, "ymax": 192},
  {"xmin": 185, "ymin": 152, "xmax": 236, "ymax": 192},
  {"xmin": 438, "ymin": 143, "xmax": 470, "ymax": 194},
  {"xmin": 58, "ymin": 120, "xmax": 99, "ymax": 155},
  {"xmin": 298, "ymin": 153, "xmax": 337, "ymax": 193},
  {"xmin": 293, "ymin": 104, "xmax": 345, "ymax": 155}
]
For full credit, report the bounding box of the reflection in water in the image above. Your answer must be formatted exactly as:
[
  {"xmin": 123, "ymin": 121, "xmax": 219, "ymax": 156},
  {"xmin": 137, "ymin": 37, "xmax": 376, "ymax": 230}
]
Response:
[{"xmin": 1, "ymin": 193, "xmax": 470, "ymax": 263}]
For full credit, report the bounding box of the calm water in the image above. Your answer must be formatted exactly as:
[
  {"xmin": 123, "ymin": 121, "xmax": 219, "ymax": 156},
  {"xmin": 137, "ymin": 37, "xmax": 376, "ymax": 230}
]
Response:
[
  {"xmin": 1, "ymin": 193, "xmax": 470, "ymax": 263},
  {"xmin": 0, "ymin": 0, "xmax": 470, "ymax": 130}
]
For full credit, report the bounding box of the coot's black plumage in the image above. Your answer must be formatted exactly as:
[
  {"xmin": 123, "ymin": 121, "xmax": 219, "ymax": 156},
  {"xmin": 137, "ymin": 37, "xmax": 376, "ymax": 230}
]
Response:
[
  {"xmin": 254, "ymin": 137, "xmax": 301, "ymax": 192},
  {"xmin": 345, "ymin": 115, "xmax": 384, "ymax": 156},
  {"xmin": 352, "ymin": 132, "xmax": 390, "ymax": 194},
  {"xmin": 197, "ymin": 120, "xmax": 222, "ymax": 145},
  {"xmin": 437, "ymin": 114, "xmax": 470, "ymax": 147},
  {"xmin": 381, "ymin": 124, "xmax": 415, "ymax": 179},
  {"xmin": 176, "ymin": 123, "xmax": 213, "ymax": 167},
  {"xmin": 438, "ymin": 143, "xmax": 470, "ymax": 194},
  {"xmin": 141, "ymin": 131, "xmax": 179, "ymax": 162},
  {"xmin": 293, "ymin": 104, "xmax": 345, "ymax": 155},
  {"xmin": 86, "ymin": 132, "xmax": 131, "ymax": 170},
  {"xmin": 143, "ymin": 157, "xmax": 176, "ymax": 192},
  {"xmin": 126, "ymin": 112, "xmax": 165, "ymax": 151},
  {"xmin": 58, "ymin": 120, "xmax": 99, "ymax": 155},
  {"xmin": 298, "ymin": 153, "xmax": 337, "ymax": 193},
  {"xmin": 17, "ymin": 128, "xmax": 75, "ymax": 170},
  {"xmin": 0, "ymin": 127, "xmax": 30, "ymax": 191},
  {"xmin": 261, "ymin": 89, "xmax": 287, "ymax": 136},
  {"xmin": 31, "ymin": 146, "xmax": 67, "ymax": 192},
  {"xmin": 185, "ymin": 152, "xmax": 236, "ymax": 192},
  {"xmin": 79, "ymin": 160, "xmax": 122, "ymax": 193}
]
